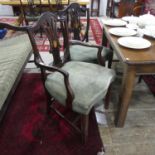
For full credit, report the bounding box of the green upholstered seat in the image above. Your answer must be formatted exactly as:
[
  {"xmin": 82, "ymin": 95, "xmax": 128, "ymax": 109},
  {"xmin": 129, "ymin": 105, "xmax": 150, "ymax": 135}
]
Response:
[
  {"xmin": 0, "ymin": 34, "xmax": 32, "ymax": 110},
  {"xmin": 45, "ymin": 61, "xmax": 115, "ymax": 115},
  {"xmin": 26, "ymin": 15, "xmax": 40, "ymax": 21},
  {"xmin": 69, "ymin": 44, "xmax": 112, "ymax": 64}
]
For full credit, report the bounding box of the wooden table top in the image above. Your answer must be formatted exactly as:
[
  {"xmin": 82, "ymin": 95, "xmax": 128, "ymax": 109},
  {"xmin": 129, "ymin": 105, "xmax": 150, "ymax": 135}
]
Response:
[
  {"xmin": 0, "ymin": 0, "xmax": 90, "ymax": 5},
  {"xmin": 102, "ymin": 23, "xmax": 155, "ymax": 65}
]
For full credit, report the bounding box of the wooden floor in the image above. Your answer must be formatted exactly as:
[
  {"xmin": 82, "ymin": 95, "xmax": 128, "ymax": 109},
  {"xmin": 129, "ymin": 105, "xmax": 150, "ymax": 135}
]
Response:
[{"xmin": 97, "ymin": 62, "xmax": 155, "ymax": 155}]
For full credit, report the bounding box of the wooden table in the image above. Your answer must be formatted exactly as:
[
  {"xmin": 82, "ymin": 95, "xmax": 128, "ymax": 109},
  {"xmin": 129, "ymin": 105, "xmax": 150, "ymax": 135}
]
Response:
[
  {"xmin": 0, "ymin": 0, "xmax": 90, "ymax": 6},
  {"xmin": 102, "ymin": 21, "xmax": 155, "ymax": 127}
]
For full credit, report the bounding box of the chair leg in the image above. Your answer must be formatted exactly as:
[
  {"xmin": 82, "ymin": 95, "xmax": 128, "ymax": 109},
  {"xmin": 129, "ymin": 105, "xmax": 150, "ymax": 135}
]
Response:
[
  {"xmin": 44, "ymin": 90, "xmax": 52, "ymax": 116},
  {"xmin": 81, "ymin": 114, "xmax": 89, "ymax": 144},
  {"xmin": 104, "ymin": 85, "xmax": 112, "ymax": 109},
  {"xmin": 108, "ymin": 45, "xmax": 114, "ymax": 68},
  {"xmin": 138, "ymin": 75, "xmax": 143, "ymax": 83},
  {"xmin": 108, "ymin": 51, "xmax": 113, "ymax": 68}
]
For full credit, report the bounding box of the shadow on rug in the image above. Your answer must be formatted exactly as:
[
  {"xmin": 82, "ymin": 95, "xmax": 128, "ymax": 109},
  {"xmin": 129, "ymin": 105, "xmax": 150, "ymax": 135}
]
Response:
[{"xmin": 0, "ymin": 73, "xmax": 103, "ymax": 155}]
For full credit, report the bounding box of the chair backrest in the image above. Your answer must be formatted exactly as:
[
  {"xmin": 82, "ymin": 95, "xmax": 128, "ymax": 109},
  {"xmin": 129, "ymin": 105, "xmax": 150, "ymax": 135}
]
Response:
[
  {"xmin": 19, "ymin": 0, "xmax": 43, "ymax": 25},
  {"xmin": 26, "ymin": 12, "xmax": 69, "ymax": 66},
  {"xmin": 48, "ymin": 0, "xmax": 64, "ymax": 11},
  {"xmin": 106, "ymin": 0, "xmax": 115, "ymax": 17},
  {"xmin": 58, "ymin": 3, "xmax": 90, "ymax": 42}
]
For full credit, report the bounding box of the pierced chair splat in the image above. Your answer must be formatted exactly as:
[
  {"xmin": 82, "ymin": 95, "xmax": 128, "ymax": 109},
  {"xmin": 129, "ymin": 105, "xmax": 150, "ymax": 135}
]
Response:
[
  {"xmin": 58, "ymin": 2, "xmax": 90, "ymax": 42},
  {"xmin": 26, "ymin": 12, "xmax": 116, "ymax": 143}
]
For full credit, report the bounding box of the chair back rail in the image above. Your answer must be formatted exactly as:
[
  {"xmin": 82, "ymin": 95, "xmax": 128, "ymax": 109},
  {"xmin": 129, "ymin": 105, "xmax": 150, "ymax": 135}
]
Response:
[{"xmin": 48, "ymin": 0, "xmax": 64, "ymax": 11}]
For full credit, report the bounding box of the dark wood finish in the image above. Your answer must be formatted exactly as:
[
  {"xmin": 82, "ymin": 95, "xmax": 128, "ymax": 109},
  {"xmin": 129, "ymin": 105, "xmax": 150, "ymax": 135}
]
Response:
[
  {"xmin": 107, "ymin": 0, "xmax": 144, "ymax": 18},
  {"xmin": 48, "ymin": 0, "xmax": 64, "ymax": 11},
  {"xmin": 104, "ymin": 84, "xmax": 112, "ymax": 109},
  {"xmin": 81, "ymin": 115, "xmax": 89, "ymax": 143},
  {"xmin": 106, "ymin": 0, "xmax": 115, "ymax": 17},
  {"xmin": 132, "ymin": 4, "xmax": 145, "ymax": 16},
  {"xmin": 102, "ymin": 21, "xmax": 155, "ymax": 127},
  {"xmin": 118, "ymin": 0, "xmax": 144, "ymax": 17},
  {"xmin": 58, "ymin": 3, "xmax": 90, "ymax": 42}
]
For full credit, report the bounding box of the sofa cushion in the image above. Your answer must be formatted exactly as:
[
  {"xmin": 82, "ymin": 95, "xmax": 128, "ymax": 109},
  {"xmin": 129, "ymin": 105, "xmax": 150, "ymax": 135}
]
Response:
[{"xmin": 0, "ymin": 34, "xmax": 32, "ymax": 110}]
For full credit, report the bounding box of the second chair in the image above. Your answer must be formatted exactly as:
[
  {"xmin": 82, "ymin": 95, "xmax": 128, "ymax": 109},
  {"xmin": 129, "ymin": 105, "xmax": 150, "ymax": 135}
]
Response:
[{"xmin": 58, "ymin": 3, "xmax": 113, "ymax": 67}]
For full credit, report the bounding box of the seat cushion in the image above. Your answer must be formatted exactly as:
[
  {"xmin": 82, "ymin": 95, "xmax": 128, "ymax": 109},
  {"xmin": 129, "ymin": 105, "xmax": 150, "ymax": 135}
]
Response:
[
  {"xmin": 26, "ymin": 15, "xmax": 40, "ymax": 21},
  {"xmin": 0, "ymin": 34, "xmax": 32, "ymax": 110},
  {"xmin": 45, "ymin": 61, "xmax": 115, "ymax": 115},
  {"xmin": 70, "ymin": 45, "xmax": 112, "ymax": 63}
]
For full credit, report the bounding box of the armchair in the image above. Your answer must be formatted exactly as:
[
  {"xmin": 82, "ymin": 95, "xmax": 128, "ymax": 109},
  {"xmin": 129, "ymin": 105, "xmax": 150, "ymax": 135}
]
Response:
[
  {"xmin": 58, "ymin": 3, "xmax": 113, "ymax": 67},
  {"xmin": 26, "ymin": 12, "xmax": 116, "ymax": 143}
]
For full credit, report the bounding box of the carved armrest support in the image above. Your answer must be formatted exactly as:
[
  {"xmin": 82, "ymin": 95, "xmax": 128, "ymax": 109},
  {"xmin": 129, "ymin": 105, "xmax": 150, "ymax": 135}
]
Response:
[{"xmin": 36, "ymin": 57, "xmax": 74, "ymax": 109}]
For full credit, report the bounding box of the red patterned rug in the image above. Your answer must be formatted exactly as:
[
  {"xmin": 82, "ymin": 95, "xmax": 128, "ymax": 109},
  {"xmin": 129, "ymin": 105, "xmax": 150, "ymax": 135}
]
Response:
[
  {"xmin": 0, "ymin": 17, "xmax": 18, "ymax": 24},
  {"xmin": 0, "ymin": 73, "xmax": 103, "ymax": 155}
]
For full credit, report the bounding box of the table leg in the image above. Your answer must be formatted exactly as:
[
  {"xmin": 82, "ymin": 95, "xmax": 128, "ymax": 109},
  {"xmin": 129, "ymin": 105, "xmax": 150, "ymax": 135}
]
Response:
[{"xmin": 115, "ymin": 64, "xmax": 136, "ymax": 127}]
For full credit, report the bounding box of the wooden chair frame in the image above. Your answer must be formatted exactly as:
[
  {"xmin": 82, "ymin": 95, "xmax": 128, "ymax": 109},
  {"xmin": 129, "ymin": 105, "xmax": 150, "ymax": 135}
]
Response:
[{"xmin": 25, "ymin": 12, "xmax": 112, "ymax": 143}]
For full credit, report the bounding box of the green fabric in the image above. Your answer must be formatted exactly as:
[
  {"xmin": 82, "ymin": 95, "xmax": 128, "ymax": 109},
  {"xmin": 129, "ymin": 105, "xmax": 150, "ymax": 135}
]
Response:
[
  {"xmin": 26, "ymin": 15, "xmax": 40, "ymax": 21},
  {"xmin": 0, "ymin": 34, "xmax": 32, "ymax": 110},
  {"xmin": 45, "ymin": 61, "xmax": 115, "ymax": 115},
  {"xmin": 70, "ymin": 45, "xmax": 112, "ymax": 63}
]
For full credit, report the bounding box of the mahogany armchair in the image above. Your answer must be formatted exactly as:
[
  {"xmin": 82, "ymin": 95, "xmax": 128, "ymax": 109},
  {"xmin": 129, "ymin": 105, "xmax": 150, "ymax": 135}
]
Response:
[{"xmin": 26, "ymin": 12, "xmax": 115, "ymax": 143}]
